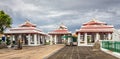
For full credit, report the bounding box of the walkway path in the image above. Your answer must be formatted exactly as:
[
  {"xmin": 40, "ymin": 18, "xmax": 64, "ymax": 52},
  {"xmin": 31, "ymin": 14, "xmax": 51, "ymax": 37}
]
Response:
[
  {"xmin": 0, "ymin": 44, "xmax": 64, "ymax": 59},
  {"xmin": 47, "ymin": 46, "xmax": 119, "ymax": 59}
]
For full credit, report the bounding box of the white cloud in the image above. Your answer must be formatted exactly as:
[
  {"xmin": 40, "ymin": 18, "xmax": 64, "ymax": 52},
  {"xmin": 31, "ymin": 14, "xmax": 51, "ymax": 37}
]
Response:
[
  {"xmin": 38, "ymin": 24, "xmax": 58, "ymax": 32},
  {"xmin": 1, "ymin": 0, "xmax": 120, "ymax": 32},
  {"xmin": 83, "ymin": 9, "xmax": 114, "ymax": 19},
  {"xmin": 108, "ymin": 8, "xmax": 120, "ymax": 15},
  {"xmin": 46, "ymin": 11, "xmax": 73, "ymax": 18},
  {"xmin": 12, "ymin": 0, "xmax": 39, "ymax": 12}
]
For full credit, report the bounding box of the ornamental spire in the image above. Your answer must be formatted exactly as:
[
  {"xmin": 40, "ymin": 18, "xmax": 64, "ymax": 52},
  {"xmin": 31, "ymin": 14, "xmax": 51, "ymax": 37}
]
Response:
[
  {"xmin": 58, "ymin": 23, "xmax": 67, "ymax": 30},
  {"xmin": 91, "ymin": 18, "xmax": 97, "ymax": 22}
]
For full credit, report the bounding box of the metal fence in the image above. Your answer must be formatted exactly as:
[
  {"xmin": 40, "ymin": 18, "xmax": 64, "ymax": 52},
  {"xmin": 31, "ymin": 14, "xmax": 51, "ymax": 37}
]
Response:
[{"xmin": 102, "ymin": 41, "xmax": 120, "ymax": 53}]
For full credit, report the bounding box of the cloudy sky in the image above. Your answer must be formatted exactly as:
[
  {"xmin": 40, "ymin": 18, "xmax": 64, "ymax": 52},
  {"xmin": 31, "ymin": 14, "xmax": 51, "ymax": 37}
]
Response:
[{"xmin": 0, "ymin": 0, "xmax": 120, "ymax": 33}]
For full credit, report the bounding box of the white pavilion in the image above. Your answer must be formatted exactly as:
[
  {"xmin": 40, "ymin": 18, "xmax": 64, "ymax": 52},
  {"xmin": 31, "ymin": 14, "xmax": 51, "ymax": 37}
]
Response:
[
  {"xmin": 76, "ymin": 19, "xmax": 114, "ymax": 46},
  {"xmin": 48, "ymin": 23, "xmax": 71, "ymax": 45},
  {"xmin": 5, "ymin": 20, "xmax": 47, "ymax": 46}
]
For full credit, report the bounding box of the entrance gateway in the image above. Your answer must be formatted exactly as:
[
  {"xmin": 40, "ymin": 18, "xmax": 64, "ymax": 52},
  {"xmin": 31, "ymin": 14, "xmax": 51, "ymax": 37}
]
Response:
[{"xmin": 76, "ymin": 18, "xmax": 114, "ymax": 46}]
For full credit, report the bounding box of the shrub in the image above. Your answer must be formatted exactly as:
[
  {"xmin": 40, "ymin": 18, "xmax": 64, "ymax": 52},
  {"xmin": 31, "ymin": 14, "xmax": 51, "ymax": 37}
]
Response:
[{"xmin": 6, "ymin": 37, "xmax": 11, "ymax": 45}]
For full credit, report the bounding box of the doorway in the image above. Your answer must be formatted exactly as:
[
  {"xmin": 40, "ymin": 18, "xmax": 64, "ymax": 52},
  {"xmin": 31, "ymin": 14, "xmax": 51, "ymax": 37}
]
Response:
[
  {"xmin": 22, "ymin": 34, "xmax": 28, "ymax": 45},
  {"xmin": 87, "ymin": 35, "xmax": 94, "ymax": 45}
]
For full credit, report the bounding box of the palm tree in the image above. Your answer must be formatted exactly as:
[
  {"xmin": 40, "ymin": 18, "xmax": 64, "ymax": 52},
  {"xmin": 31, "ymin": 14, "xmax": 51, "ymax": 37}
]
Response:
[{"xmin": 0, "ymin": 10, "xmax": 12, "ymax": 34}]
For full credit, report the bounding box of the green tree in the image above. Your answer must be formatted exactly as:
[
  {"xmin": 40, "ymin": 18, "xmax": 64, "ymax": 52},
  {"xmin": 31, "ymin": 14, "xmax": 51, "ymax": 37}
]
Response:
[{"xmin": 0, "ymin": 10, "xmax": 12, "ymax": 34}]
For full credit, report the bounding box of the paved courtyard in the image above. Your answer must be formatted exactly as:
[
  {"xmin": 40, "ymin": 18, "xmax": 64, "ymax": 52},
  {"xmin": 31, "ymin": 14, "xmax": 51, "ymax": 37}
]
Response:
[
  {"xmin": 0, "ymin": 44, "xmax": 64, "ymax": 59},
  {"xmin": 47, "ymin": 46, "xmax": 119, "ymax": 59}
]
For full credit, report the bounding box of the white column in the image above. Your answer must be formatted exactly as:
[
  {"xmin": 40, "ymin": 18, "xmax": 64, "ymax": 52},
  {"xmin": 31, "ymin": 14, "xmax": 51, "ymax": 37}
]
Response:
[
  {"xmin": 41, "ymin": 35, "xmax": 45, "ymax": 45},
  {"xmin": 40, "ymin": 35, "xmax": 41, "ymax": 44},
  {"xmin": 43, "ymin": 36, "xmax": 45, "ymax": 45},
  {"xmin": 34, "ymin": 34, "xmax": 37, "ymax": 45},
  {"xmin": 64, "ymin": 35, "xmax": 66, "ymax": 41},
  {"xmin": 84, "ymin": 33, "xmax": 87, "ymax": 45},
  {"xmin": 41, "ymin": 36, "xmax": 43, "ymax": 44},
  {"xmin": 56, "ymin": 36, "xmax": 57, "ymax": 44},
  {"xmin": 77, "ymin": 33, "xmax": 81, "ymax": 46},
  {"xmin": 54, "ymin": 35, "xmax": 57, "ymax": 44},
  {"xmin": 38, "ymin": 35, "xmax": 40, "ymax": 45},
  {"xmin": 37, "ymin": 35, "xmax": 38, "ymax": 44},
  {"xmin": 108, "ymin": 33, "xmax": 111, "ymax": 40},
  {"xmin": 96, "ymin": 33, "xmax": 99, "ymax": 42},
  {"xmin": 28, "ymin": 34, "xmax": 31, "ymax": 45},
  {"xmin": 10, "ymin": 35, "xmax": 12, "ymax": 42},
  {"xmin": 50, "ymin": 35, "xmax": 53, "ymax": 45},
  {"xmin": 10, "ymin": 35, "xmax": 13, "ymax": 45},
  {"xmin": 12, "ymin": 35, "xmax": 15, "ymax": 41},
  {"xmin": 63, "ymin": 35, "xmax": 66, "ymax": 44},
  {"xmin": 68, "ymin": 37, "xmax": 71, "ymax": 43}
]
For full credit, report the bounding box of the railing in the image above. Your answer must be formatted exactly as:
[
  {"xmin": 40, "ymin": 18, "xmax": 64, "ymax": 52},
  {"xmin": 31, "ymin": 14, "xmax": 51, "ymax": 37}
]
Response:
[{"xmin": 102, "ymin": 40, "xmax": 120, "ymax": 53}]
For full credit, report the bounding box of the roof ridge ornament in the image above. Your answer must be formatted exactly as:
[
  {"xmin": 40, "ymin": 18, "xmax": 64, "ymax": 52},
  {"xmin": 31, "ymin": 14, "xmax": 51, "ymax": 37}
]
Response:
[
  {"xmin": 58, "ymin": 23, "xmax": 68, "ymax": 30},
  {"xmin": 91, "ymin": 18, "xmax": 97, "ymax": 22}
]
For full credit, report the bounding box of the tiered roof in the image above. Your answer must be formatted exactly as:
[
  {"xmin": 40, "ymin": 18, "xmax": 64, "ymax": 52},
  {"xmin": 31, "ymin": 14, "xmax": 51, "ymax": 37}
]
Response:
[
  {"xmin": 5, "ymin": 20, "xmax": 46, "ymax": 35},
  {"xmin": 76, "ymin": 18, "xmax": 114, "ymax": 33},
  {"xmin": 48, "ymin": 23, "xmax": 71, "ymax": 34},
  {"xmin": 83, "ymin": 18, "xmax": 106, "ymax": 25},
  {"xmin": 19, "ymin": 20, "xmax": 36, "ymax": 27}
]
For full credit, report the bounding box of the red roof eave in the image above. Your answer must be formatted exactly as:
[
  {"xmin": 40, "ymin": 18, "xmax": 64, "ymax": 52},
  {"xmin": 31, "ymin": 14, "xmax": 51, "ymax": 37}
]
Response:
[
  {"xmin": 76, "ymin": 29, "xmax": 114, "ymax": 33},
  {"xmin": 48, "ymin": 32, "xmax": 71, "ymax": 35}
]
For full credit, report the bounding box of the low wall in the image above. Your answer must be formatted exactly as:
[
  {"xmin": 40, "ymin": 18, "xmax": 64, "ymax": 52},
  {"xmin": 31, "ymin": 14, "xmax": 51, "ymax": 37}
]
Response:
[{"xmin": 101, "ymin": 40, "xmax": 120, "ymax": 58}]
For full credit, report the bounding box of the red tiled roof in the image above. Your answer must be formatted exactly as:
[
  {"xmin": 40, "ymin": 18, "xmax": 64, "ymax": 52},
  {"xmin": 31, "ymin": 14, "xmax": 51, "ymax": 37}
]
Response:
[
  {"xmin": 83, "ymin": 19, "xmax": 106, "ymax": 25},
  {"xmin": 48, "ymin": 23, "xmax": 71, "ymax": 35},
  {"xmin": 49, "ymin": 29, "xmax": 71, "ymax": 34},
  {"xmin": 5, "ymin": 27, "xmax": 45, "ymax": 34},
  {"xmin": 5, "ymin": 30, "xmax": 46, "ymax": 34},
  {"xmin": 19, "ymin": 20, "xmax": 36, "ymax": 27},
  {"xmin": 54, "ymin": 30, "xmax": 68, "ymax": 32},
  {"xmin": 81, "ymin": 25, "xmax": 113, "ymax": 29},
  {"xmin": 77, "ymin": 28, "xmax": 114, "ymax": 32},
  {"xmin": 9, "ymin": 27, "xmax": 42, "ymax": 31},
  {"xmin": 5, "ymin": 21, "xmax": 46, "ymax": 35},
  {"xmin": 76, "ymin": 19, "xmax": 114, "ymax": 33},
  {"xmin": 76, "ymin": 26, "xmax": 114, "ymax": 33}
]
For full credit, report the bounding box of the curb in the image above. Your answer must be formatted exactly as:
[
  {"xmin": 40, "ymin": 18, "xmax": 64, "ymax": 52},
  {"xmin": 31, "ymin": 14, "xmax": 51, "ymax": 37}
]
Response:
[{"xmin": 43, "ymin": 46, "xmax": 65, "ymax": 59}]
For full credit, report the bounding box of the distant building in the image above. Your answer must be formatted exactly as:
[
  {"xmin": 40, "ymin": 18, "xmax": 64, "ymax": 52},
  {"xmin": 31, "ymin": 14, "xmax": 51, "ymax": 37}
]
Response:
[
  {"xmin": 48, "ymin": 23, "xmax": 71, "ymax": 45},
  {"xmin": 76, "ymin": 19, "xmax": 114, "ymax": 46},
  {"xmin": 5, "ymin": 20, "xmax": 47, "ymax": 46}
]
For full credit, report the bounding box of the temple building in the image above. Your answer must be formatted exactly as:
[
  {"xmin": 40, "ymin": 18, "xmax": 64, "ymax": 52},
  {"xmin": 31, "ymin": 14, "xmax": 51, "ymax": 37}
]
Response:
[
  {"xmin": 48, "ymin": 23, "xmax": 71, "ymax": 45},
  {"xmin": 76, "ymin": 19, "xmax": 114, "ymax": 46},
  {"xmin": 5, "ymin": 20, "xmax": 47, "ymax": 46}
]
